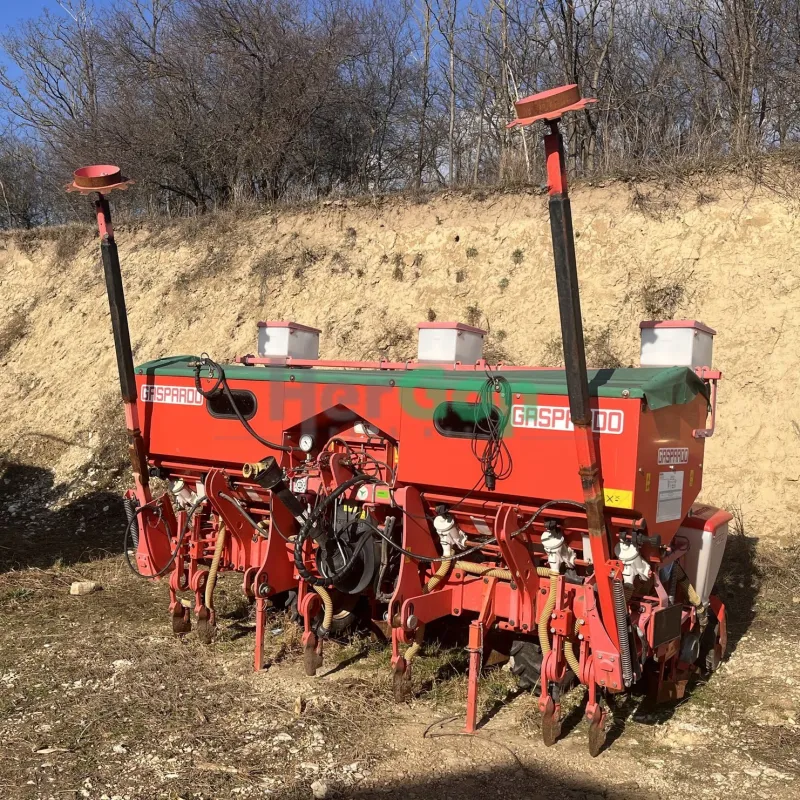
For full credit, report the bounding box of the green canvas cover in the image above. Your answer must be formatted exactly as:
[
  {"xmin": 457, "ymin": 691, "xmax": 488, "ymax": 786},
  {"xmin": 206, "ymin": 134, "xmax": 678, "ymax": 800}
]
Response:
[{"xmin": 136, "ymin": 357, "xmax": 708, "ymax": 411}]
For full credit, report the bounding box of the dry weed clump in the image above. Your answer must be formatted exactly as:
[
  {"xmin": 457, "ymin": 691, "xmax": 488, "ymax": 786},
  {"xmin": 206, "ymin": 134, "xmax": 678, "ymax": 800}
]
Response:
[
  {"xmin": 638, "ymin": 271, "xmax": 688, "ymax": 319},
  {"xmin": 0, "ymin": 310, "xmax": 27, "ymax": 359},
  {"xmin": 53, "ymin": 224, "xmax": 92, "ymax": 264},
  {"xmin": 629, "ymin": 185, "xmax": 680, "ymax": 220},
  {"xmin": 369, "ymin": 317, "xmax": 415, "ymax": 361},
  {"xmin": 251, "ymin": 249, "xmax": 286, "ymax": 302},
  {"xmin": 465, "ymin": 304, "xmax": 481, "ymax": 327},
  {"xmin": 541, "ymin": 324, "xmax": 624, "ymax": 369}
]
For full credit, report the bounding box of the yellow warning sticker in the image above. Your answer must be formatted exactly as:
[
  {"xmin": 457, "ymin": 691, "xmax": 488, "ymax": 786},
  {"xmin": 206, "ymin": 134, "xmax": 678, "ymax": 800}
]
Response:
[
  {"xmin": 645, "ymin": 473, "xmax": 651, "ymax": 492},
  {"xmin": 604, "ymin": 488, "xmax": 634, "ymax": 509}
]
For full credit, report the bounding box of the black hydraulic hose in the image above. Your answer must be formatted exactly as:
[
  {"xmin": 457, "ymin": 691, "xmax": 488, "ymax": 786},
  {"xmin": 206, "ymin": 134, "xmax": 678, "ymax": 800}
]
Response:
[
  {"xmin": 293, "ymin": 473, "xmax": 377, "ymax": 586},
  {"xmin": 123, "ymin": 497, "xmax": 204, "ymax": 579},
  {"xmin": 192, "ymin": 355, "xmax": 299, "ymax": 453}
]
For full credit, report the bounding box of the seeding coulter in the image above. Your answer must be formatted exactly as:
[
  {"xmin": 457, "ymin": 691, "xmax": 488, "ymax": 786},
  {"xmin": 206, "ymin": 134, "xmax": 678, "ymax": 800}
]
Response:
[{"xmin": 74, "ymin": 85, "xmax": 727, "ymax": 756}]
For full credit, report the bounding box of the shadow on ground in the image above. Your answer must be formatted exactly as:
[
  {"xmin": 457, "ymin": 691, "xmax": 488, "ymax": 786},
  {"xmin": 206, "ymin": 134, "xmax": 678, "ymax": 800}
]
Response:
[
  {"xmin": 0, "ymin": 459, "xmax": 126, "ymax": 572},
  {"xmin": 271, "ymin": 763, "xmax": 645, "ymax": 800}
]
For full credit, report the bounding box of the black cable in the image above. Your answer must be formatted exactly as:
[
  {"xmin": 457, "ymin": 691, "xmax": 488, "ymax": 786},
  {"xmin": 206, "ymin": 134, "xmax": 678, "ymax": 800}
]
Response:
[
  {"xmin": 472, "ymin": 367, "xmax": 512, "ymax": 490},
  {"xmin": 293, "ymin": 473, "xmax": 377, "ymax": 586},
  {"xmin": 123, "ymin": 496, "xmax": 205, "ymax": 578},
  {"xmin": 192, "ymin": 355, "xmax": 300, "ymax": 453},
  {"xmin": 355, "ymin": 498, "xmax": 588, "ymax": 564},
  {"xmin": 358, "ymin": 517, "xmax": 490, "ymax": 563}
]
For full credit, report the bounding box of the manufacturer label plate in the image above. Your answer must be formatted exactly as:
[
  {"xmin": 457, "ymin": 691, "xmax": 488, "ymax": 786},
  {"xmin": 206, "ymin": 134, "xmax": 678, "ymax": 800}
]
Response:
[
  {"xmin": 658, "ymin": 447, "xmax": 689, "ymax": 466},
  {"xmin": 140, "ymin": 384, "xmax": 204, "ymax": 406},
  {"xmin": 656, "ymin": 471, "xmax": 684, "ymax": 523},
  {"xmin": 511, "ymin": 405, "xmax": 624, "ymax": 435}
]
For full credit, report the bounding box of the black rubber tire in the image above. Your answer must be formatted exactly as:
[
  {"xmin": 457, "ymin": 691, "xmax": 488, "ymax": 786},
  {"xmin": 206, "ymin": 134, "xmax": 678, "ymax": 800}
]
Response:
[{"xmin": 510, "ymin": 639, "xmax": 543, "ymax": 691}]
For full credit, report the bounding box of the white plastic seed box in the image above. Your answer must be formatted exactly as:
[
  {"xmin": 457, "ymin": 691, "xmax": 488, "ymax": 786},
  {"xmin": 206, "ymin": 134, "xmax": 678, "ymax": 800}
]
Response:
[
  {"xmin": 417, "ymin": 322, "xmax": 486, "ymax": 364},
  {"xmin": 639, "ymin": 320, "xmax": 715, "ymax": 369},
  {"xmin": 676, "ymin": 504, "xmax": 731, "ymax": 604},
  {"xmin": 257, "ymin": 321, "xmax": 321, "ymax": 360}
]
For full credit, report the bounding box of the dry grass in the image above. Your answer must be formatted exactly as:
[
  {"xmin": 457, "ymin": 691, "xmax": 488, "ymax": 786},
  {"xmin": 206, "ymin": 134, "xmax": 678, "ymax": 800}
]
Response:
[
  {"xmin": 0, "ymin": 471, "xmax": 798, "ymax": 799},
  {"xmin": 0, "ymin": 310, "xmax": 27, "ymax": 360},
  {"xmin": 0, "ymin": 558, "xmax": 390, "ymax": 799},
  {"xmin": 541, "ymin": 324, "xmax": 624, "ymax": 369},
  {"xmin": 53, "ymin": 224, "xmax": 92, "ymax": 264},
  {"xmin": 637, "ymin": 272, "xmax": 688, "ymax": 320}
]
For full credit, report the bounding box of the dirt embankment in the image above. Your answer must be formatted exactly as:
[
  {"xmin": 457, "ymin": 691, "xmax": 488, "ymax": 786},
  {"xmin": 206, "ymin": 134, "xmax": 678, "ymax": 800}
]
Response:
[{"xmin": 1, "ymin": 179, "xmax": 799, "ymax": 541}]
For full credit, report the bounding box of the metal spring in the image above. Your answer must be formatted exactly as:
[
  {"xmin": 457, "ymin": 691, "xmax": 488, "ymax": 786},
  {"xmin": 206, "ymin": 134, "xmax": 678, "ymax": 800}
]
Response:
[
  {"xmin": 612, "ymin": 579, "xmax": 634, "ymax": 687},
  {"xmin": 123, "ymin": 497, "xmax": 139, "ymax": 550}
]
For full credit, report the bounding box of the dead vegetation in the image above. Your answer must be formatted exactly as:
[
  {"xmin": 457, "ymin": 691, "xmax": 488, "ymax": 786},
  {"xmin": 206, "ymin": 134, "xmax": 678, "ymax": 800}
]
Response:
[
  {"xmin": 53, "ymin": 224, "xmax": 92, "ymax": 264},
  {"xmin": 0, "ymin": 450, "xmax": 798, "ymax": 799},
  {"xmin": 629, "ymin": 186, "xmax": 681, "ymax": 221},
  {"xmin": 0, "ymin": 309, "xmax": 27, "ymax": 360},
  {"xmin": 251, "ymin": 249, "xmax": 285, "ymax": 302},
  {"xmin": 368, "ymin": 318, "xmax": 415, "ymax": 361},
  {"xmin": 542, "ymin": 324, "xmax": 624, "ymax": 369},
  {"xmin": 636, "ymin": 271, "xmax": 689, "ymax": 320}
]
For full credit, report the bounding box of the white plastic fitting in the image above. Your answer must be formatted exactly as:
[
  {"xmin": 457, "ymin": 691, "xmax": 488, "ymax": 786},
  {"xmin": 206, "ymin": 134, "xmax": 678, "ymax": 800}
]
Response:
[
  {"xmin": 541, "ymin": 527, "xmax": 576, "ymax": 572},
  {"xmin": 433, "ymin": 513, "xmax": 467, "ymax": 555},
  {"xmin": 615, "ymin": 540, "xmax": 652, "ymax": 585},
  {"xmin": 168, "ymin": 479, "xmax": 196, "ymax": 508}
]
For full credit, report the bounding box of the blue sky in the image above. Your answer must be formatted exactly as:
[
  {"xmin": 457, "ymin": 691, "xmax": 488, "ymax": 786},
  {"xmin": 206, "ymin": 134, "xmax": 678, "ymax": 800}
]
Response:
[
  {"xmin": 0, "ymin": 1, "xmax": 113, "ymax": 33},
  {"xmin": 1, "ymin": 1, "xmax": 64, "ymax": 31}
]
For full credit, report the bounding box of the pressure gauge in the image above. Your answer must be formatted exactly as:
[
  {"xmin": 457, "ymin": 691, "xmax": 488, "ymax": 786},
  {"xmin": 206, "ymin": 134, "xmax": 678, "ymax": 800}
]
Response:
[{"xmin": 299, "ymin": 434, "xmax": 315, "ymax": 453}]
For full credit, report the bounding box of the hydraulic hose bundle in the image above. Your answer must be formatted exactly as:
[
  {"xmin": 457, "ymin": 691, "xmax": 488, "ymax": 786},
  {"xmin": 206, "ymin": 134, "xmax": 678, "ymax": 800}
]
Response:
[{"xmin": 192, "ymin": 355, "xmax": 299, "ymax": 453}]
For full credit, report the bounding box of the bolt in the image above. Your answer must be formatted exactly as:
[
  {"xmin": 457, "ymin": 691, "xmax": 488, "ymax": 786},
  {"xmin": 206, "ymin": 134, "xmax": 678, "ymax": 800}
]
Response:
[
  {"xmin": 622, "ymin": 389, "xmax": 630, "ymax": 398},
  {"xmin": 550, "ymin": 627, "xmax": 555, "ymax": 634},
  {"xmin": 522, "ymin": 624, "xmax": 528, "ymax": 631},
  {"xmin": 406, "ymin": 614, "xmax": 419, "ymax": 631},
  {"xmin": 600, "ymin": 680, "xmax": 606, "ymax": 686},
  {"xmin": 578, "ymin": 634, "xmax": 584, "ymax": 640},
  {"xmin": 509, "ymin": 620, "xmax": 515, "ymax": 626},
  {"xmin": 541, "ymin": 588, "xmax": 547, "ymax": 595},
  {"xmin": 510, "ymin": 582, "xmax": 517, "ymax": 591},
  {"xmin": 551, "ymin": 612, "xmax": 557, "ymax": 619},
  {"xmin": 454, "ymin": 608, "xmax": 460, "ymax": 614},
  {"xmin": 597, "ymin": 654, "xmax": 603, "ymax": 660},
  {"xmin": 577, "ymin": 618, "xmax": 585, "ymax": 625},
  {"xmin": 484, "ymin": 578, "xmax": 489, "ymax": 584}
]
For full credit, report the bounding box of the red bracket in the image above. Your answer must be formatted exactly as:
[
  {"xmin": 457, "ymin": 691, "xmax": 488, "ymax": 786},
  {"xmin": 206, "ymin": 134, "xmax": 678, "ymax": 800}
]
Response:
[{"xmin": 693, "ymin": 367, "xmax": 722, "ymax": 438}]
